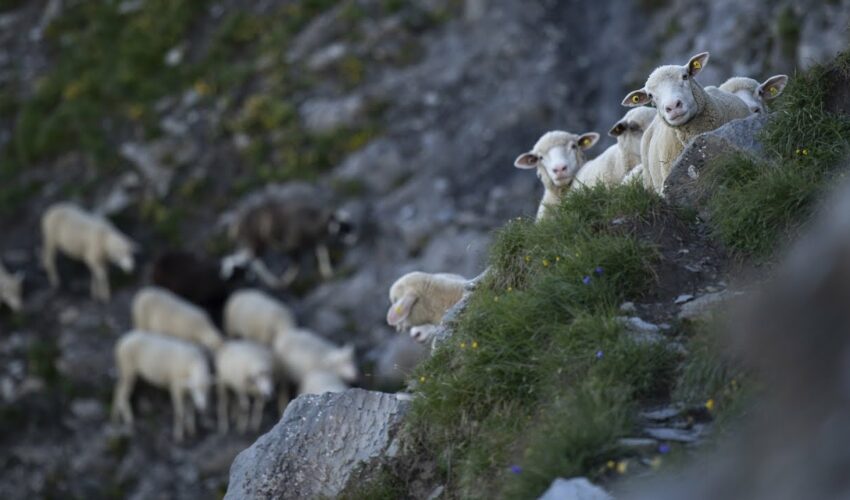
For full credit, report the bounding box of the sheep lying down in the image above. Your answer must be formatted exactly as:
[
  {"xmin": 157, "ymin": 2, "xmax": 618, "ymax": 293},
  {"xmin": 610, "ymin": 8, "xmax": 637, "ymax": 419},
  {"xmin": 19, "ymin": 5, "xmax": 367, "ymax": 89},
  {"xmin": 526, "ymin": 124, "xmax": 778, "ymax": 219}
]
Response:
[
  {"xmin": 41, "ymin": 202, "xmax": 137, "ymax": 302},
  {"xmin": 112, "ymin": 330, "xmax": 212, "ymax": 442}
]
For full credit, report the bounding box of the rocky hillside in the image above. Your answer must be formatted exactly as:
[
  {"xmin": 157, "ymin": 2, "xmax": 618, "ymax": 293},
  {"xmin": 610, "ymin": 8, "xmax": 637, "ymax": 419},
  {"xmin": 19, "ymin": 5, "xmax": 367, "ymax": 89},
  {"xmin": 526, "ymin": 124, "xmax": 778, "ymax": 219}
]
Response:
[{"xmin": 0, "ymin": 0, "xmax": 848, "ymax": 499}]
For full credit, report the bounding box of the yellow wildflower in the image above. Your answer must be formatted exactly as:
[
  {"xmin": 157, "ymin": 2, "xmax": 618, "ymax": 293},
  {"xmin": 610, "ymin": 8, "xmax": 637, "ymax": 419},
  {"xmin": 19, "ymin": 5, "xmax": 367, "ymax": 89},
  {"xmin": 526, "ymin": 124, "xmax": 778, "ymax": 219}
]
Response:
[
  {"xmin": 705, "ymin": 398, "xmax": 715, "ymax": 412},
  {"xmin": 471, "ymin": 341, "xmax": 479, "ymax": 349},
  {"xmin": 606, "ymin": 460, "xmax": 616, "ymax": 469},
  {"xmin": 419, "ymin": 376, "xmax": 426, "ymax": 383},
  {"xmin": 616, "ymin": 461, "xmax": 628, "ymax": 474},
  {"xmin": 542, "ymin": 259, "xmax": 550, "ymax": 267},
  {"xmin": 193, "ymin": 80, "xmax": 213, "ymax": 96},
  {"xmin": 460, "ymin": 342, "xmax": 467, "ymax": 349}
]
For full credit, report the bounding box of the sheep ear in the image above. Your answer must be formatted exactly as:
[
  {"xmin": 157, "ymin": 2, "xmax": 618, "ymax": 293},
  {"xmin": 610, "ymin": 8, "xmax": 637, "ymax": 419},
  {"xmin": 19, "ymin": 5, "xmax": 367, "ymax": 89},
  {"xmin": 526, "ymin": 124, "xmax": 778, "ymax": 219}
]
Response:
[
  {"xmin": 514, "ymin": 152, "xmax": 540, "ymax": 169},
  {"xmin": 687, "ymin": 52, "xmax": 709, "ymax": 76},
  {"xmin": 758, "ymin": 74, "xmax": 788, "ymax": 101},
  {"xmin": 608, "ymin": 122, "xmax": 626, "ymax": 137},
  {"xmin": 387, "ymin": 293, "xmax": 417, "ymax": 326},
  {"xmin": 622, "ymin": 89, "xmax": 650, "ymax": 107},
  {"xmin": 577, "ymin": 133, "xmax": 600, "ymax": 150}
]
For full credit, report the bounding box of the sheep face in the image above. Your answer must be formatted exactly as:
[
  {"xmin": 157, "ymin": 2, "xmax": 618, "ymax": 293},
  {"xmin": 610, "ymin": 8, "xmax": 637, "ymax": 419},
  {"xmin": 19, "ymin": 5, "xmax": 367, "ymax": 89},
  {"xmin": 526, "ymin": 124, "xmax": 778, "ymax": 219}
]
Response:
[
  {"xmin": 187, "ymin": 364, "xmax": 211, "ymax": 411},
  {"xmin": 105, "ymin": 232, "xmax": 136, "ymax": 272},
  {"xmin": 326, "ymin": 344, "xmax": 358, "ymax": 382},
  {"xmin": 328, "ymin": 209, "xmax": 358, "ymax": 246},
  {"xmin": 515, "ymin": 131, "xmax": 600, "ymax": 187},
  {"xmin": 721, "ymin": 75, "xmax": 788, "ymax": 114},
  {"xmin": 609, "ymin": 107, "xmax": 656, "ymax": 161},
  {"xmin": 410, "ymin": 324, "xmax": 438, "ymax": 344},
  {"xmin": 249, "ymin": 370, "xmax": 274, "ymax": 399},
  {"xmin": 1, "ymin": 272, "xmax": 23, "ymax": 312},
  {"xmin": 623, "ymin": 52, "xmax": 710, "ymax": 127}
]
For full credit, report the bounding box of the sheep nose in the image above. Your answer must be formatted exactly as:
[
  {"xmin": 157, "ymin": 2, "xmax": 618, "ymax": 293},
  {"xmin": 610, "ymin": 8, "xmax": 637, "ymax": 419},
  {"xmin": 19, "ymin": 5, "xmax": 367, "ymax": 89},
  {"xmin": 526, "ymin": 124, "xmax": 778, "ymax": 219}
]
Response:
[
  {"xmin": 665, "ymin": 100, "xmax": 683, "ymax": 113},
  {"xmin": 553, "ymin": 165, "xmax": 568, "ymax": 174}
]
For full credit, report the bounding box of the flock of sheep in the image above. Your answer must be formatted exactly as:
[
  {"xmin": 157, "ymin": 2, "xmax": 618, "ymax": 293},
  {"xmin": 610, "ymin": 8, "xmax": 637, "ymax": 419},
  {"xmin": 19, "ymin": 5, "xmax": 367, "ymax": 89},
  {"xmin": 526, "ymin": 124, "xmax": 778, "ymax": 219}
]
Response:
[{"xmin": 0, "ymin": 51, "xmax": 788, "ymax": 443}]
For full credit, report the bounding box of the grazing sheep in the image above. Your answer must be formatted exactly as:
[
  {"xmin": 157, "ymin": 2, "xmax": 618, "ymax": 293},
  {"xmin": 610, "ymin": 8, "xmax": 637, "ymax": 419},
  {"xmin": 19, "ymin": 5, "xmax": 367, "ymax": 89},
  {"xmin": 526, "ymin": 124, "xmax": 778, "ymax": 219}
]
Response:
[
  {"xmin": 717, "ymin": 75, "xmax": 788, "ymax": 114},
  {"xmin": 623, "ymin": 52, "xmax": 750, "ymax": 194},
  {"xmin": 272, "ymin": 328, "xmax": 358, "ymax": 386},
  {"xmin": 111, "ymin": 330, "xmax": 212, "ymax": 442},
  {"xmin": 0, "ymin": 261, "xmax": 23, "ymax": 312},
  {"xmin": 151, "ymin": 251, "xmax": 244, "ymax": 325},
  {"xmin": 514, "ymin": 131, "xmax": 600, "ymax": 221},
  {"xmin": 573, "ymin": 107, "xmax": 656, "ymax": 189},
  {"xmin": 221, "ymin": 183, "xmax": 357, "ymax": 288},
  {"xmin": 386, "ymin": 272, "xmax": 467, "ymax": 332},
  {"xmin": 223, "ymin": 289, "xmax": 296, "ymax": 346},
  {"xmin": 41, "ymin": 202, "xmax": 137, "ymax": 301},
  {"xmin": 298, "ymin": 370, "xmax": 348, "ymax": 396},
  {"xmin": 215, "ymin": 340, "xmax": 275, "ymax": 434},
  {"xmin": 132, "ymin": 286, "xmax": 224, "ymax": 352}
]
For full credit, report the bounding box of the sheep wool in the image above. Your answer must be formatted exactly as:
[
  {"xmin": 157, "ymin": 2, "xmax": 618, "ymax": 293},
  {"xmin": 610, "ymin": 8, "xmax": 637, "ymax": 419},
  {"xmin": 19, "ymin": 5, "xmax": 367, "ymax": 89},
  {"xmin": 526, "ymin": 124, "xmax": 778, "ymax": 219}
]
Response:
[
  {"xmin": 386, "ymin": 272, "xmax": 467, "ymax": 332},
  {"xmin": 223, "ymin": 289, "xmax": 297, "ymax": 346},
  {"xmin": 272, "ymin": 328, "xmax": 358, "ymax": 385},
  {"xmin": 0, "ymin": 261, "xmax": 22, "ymax": 312},
  {"xmin": 215, "ymin": 340, "xmax": 275, "ymax": 434},
  {"xmin": 132, "ymin": 286, "xmax": 224, "ymax": 352}
]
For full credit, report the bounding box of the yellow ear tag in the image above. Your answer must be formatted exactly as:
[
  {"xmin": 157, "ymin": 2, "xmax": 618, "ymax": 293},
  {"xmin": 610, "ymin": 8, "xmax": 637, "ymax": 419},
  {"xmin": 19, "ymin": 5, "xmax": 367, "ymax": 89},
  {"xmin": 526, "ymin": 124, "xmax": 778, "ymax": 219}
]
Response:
[
  {"xmin": 580, "ymin": 138, "xmax": 590, "ymax": 146},
  {"xmin": 692, "ymin": 60, "xmax": 701, "ymax": 70},
  {"xmin": 769, "ymin": 86, "xmax": 778, "ymax": 96},
  {"xmin": 632, "ymin": 95, "xmax": 641, "ymax": 103}
]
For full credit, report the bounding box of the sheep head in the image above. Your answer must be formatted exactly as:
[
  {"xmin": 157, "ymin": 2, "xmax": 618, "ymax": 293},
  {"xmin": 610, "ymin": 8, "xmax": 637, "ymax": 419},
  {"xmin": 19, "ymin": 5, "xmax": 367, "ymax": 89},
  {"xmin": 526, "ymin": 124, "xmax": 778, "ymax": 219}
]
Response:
[
  {"xmin": 609, "ymin": 107, "xmax": 656, "ymax": 162},
  {"xmin": 326, "ymin": 344, "xmax": 357, "ymax": 382},
  {"xmin": 187, "ymin": 362, "xmax": 211, "ymax": 412},
  {"xmin": 105, "ymin": 231, "xmax": 138, "ymax": 273},
  {"xmin": 514, "ymin": 130, "xmax": 600, "ymax": 188},
  {"xmin": 623, "ymin": 52, "xmax": 710, "ymax": 127},
  {"xmin": 723, "ymin": 75, "xmax": 788, "ymax": 114},
  {"xmin": 410, "ymin": 324, "xmax": 439, "ymax": 344},
  {"xmin": 1, "ymin": 271, "xmax": 23, "ymax": 312}
]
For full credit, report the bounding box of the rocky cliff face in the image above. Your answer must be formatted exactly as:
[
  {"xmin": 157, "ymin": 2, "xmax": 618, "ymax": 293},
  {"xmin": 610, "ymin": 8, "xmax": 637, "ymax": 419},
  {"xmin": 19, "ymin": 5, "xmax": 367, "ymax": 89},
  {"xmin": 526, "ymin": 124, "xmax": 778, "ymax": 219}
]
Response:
[{"xmin": 0, "ymin": 0, "xmax": 848, "ymax": 498}]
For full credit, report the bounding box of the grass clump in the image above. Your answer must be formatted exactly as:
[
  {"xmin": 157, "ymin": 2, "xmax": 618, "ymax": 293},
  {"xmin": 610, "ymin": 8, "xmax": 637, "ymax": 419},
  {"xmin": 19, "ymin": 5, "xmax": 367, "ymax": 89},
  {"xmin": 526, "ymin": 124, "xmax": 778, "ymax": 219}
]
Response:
[
  {"xmin": 408, "ymin": 183, "xmax": 679, "ymax": 498},
  {"xmin": 703, "ymin": 51, "xmax": 850, "ymax": 258}
]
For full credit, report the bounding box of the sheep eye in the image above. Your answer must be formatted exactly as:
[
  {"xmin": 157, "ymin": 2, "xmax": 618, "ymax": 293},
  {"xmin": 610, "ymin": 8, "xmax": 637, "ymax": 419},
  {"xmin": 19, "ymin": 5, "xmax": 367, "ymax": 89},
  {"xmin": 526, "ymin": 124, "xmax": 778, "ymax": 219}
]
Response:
[
  {"xmin": 682, "ymin": 74, "xmax": 688, "ymax": 80},
  {"xmin": 753, "ymin": 108, "xmax": 760, "ymax": 113},
  {"xmin": 571, "ymin": 144, "xmax": 577, "ymax": 149}
]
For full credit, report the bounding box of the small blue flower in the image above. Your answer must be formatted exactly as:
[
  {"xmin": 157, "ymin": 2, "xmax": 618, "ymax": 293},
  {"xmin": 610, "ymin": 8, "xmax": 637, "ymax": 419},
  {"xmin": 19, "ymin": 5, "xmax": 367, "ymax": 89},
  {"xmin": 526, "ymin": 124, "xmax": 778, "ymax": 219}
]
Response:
[
  {"xmin": 509, "ymin": 465, "xmax": 522, "ymax": 474},
  {"xmin": 582, "ymin": 275, "xmax": 592, "ymax": 285},
  {"xmin": 658, "ymin": 443, "xmax": 671, "ymax": 455},
  {"xmin": 595, "ymin": 350, "xmax": 604, "ymax": 360},
  {"xmin": 594, "ymin": 266, "xmax": 604, "ymax": 275}
]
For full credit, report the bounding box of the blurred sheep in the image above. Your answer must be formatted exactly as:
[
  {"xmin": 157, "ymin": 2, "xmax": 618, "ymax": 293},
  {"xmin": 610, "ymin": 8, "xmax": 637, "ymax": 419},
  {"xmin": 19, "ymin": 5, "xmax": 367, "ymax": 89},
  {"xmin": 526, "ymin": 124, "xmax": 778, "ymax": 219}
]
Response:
[
  {"xmin": 0, "ymin": 261, "xmax": 23, "ymax": 312},
  {"xmin": 132, "ymin": 286, "xmax": 224, "ymax": 352},
  {"xmin": 215, "ymin": 340, "xmax": 275, "ymax": 434}
]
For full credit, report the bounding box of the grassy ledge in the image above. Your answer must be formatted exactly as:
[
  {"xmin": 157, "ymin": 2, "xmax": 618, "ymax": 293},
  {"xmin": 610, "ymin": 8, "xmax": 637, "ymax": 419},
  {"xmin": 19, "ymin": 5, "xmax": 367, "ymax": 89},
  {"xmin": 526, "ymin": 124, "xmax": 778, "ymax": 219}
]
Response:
[{"xmin": 404, "ymin": 183, "xmax": 679, "ymax": 499}]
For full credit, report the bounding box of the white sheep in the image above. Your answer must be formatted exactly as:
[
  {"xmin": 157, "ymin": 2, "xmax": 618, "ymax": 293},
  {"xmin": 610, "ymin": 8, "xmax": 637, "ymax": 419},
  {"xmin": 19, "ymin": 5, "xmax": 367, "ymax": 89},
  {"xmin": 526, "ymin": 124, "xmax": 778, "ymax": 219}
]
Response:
[
  {"xmin": 41, "ymin": 202, "xmax": 137, "ymax": 302},
  {"xmin": 223, "ymin": 289, "xmax": 296, "ymax": 346},
  {"xmin": 272, "ymin": 328, "xmax": 357, "ymax": 387},
  {"xmin": 514, "ymin": 130, "xmax": 600, "ymax": 221},
  {"xmin": 572, "ymin": 107, "xmax": 656, "ymax": 189},
  {"xmin": 0, "ymin": 261, "xmax": 23, "ymax": 312},
  {"xmin": 717, "ymin": 75, "xmax": 788, "ymax": 114},
  {"xmin": 298, "ymin": 370, "xmax": 348, "ymax": 396},
  {"xmin": 386, "ymin": 272, "xmax": 467, "ymax": 332},
  {"xmin": 215, "ymin": 340, "xmax": 275, "ymax": 434},
  {"xmin": 132, "ymin": 286, "xmax": 224, "ymax": 352},
  {"xmin": 623, "ymin": 52, "xmax": 750, "ymax": 194},
  {"xmin": 111, "ymin": 330, "xmax": 212, "ymax": 442}
]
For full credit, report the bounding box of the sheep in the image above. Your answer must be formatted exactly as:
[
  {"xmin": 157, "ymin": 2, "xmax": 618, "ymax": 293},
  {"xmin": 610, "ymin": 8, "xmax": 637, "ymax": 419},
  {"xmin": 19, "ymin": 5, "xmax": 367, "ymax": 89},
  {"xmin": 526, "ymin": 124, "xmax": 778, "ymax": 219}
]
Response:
[
  {"xmin": 623, "ymin": 52, "xmax": 750, "ymax": 194},
  {"xmin": 131, "ymin": 286, "xmax": 224, "ymax": 352},
  {"xmin": 572, "ymin": 107, "xmax": 656, "ymax": 189},
  {"xmin": 0, "ymin": 261, "xmax": 23, "ymax": 312},
  {"xmin": 111, "ymin": 330, "xmax": 212, "ymax": 442},
  {"xmin": 215, "ymin": 340, "xmax": 275, "ymax": 434},
  {"xmin": 223, "ymin": 289, "xmax": 296, "ymax": 346},
  {"xmin": 151, "ymin": 250, "xmax": 245, "ymax": 326},
  {"xmin": 386, "ymin": 272, "xmax": 467, "ymax": 332},
  {"xmin": 272, "ymin": 328, "xmax": 358, "ymax": 387},
  {"xmin": 298, "ymin": 370, "xmax": 348, "ymax": 396},
  {"xmin": 41, "ymin": 202, "xmax": 137, "ymax": 302},
  {"xmin": 221, "ymin": 183, "xmax": 357, "ymax": 288},
  {"xmin": 514, "ymin": 131, "xmax": 600, "ymax": 221},
  {"xmin": 717, "ymin": 75, "xmax": 788, "ymax": 114}
]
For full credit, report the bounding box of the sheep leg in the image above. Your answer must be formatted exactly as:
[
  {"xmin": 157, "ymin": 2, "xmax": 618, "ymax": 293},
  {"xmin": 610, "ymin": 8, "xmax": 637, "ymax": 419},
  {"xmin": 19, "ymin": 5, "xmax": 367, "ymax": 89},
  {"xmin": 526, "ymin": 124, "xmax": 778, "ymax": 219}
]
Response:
[
  {"xmin": 279, "ymin": 264, "xmax": 300, "ymax": 287},
  {"xmin": 236, "ymin": 392, "xmax": 250, "ymax": 434},
  {"xmin": 315, "ymin": 244, "xmax": 333, "ymax": 279},
  {"xmin": 249, "ymin": 396, "xmax": 264, "ymax": 431},
  {"xmin": 249, "ymin": 258, "xmax": 284, "ymax": 288},
  {"xmin": 170, "ymin": 385, "xmax": 185, "ymax": 442},
  {"xmin": 111, "ymin": 372, "xmax": 136, "ymax": 426},
  {"xmin": 217, "ymin": 383, "xmax": 229, "ymax": 434},
  {"xmin": 87, "ymin": 258, "xmax": 110, "ymax": 302},
  {"xmin": 42, "ymin": 243, "xmax": 60, "ymax": 288},
  {"xmin": 185, "ymin": 400, "xmax": 196, "ymax": 438}
]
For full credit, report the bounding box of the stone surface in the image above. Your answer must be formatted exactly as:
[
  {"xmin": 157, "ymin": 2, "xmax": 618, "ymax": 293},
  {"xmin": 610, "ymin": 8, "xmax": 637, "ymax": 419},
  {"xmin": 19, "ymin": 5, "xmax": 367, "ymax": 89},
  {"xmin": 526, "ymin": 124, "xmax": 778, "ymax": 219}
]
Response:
[
  {"xmin": 225, "ymin": 389, "xmax": 410, "ymax": 500},
  {"xmin": 538, "ymin": 477, "xmax": 613, "ymax": 500},
  {"xmin": 665, "ymin": 114, "xmax": 769, "ymax": 210},
  {"xmin": 678, "ymin": 290, "xmax": 744, "ymax": 321},
  {"xmin": 644, "ymin": 426, "xmax": 703, "ymax": 443}
]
